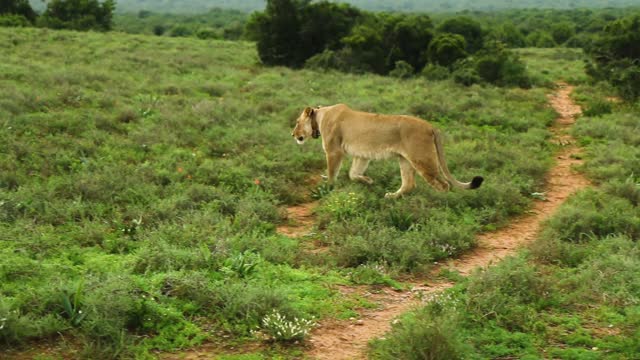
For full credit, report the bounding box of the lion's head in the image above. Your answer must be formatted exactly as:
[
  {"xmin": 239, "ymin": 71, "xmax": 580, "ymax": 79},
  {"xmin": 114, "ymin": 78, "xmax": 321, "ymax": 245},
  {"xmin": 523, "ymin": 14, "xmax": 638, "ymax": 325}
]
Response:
[{"xmin": 291, "ymin": 107, "xmax": 320, "ymax": 144}]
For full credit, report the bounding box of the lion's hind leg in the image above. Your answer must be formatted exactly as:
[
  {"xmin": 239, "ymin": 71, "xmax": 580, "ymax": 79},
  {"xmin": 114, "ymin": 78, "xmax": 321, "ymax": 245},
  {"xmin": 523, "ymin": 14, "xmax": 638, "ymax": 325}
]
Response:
[
  {"xmin": 385, "ymin": 157, "xmax": 416, "ymax": 199},
  {"xmin": 412, "ymin": 158, "xmax": 450, "ymax": 192},
  {"xmin": 349, "ymin": 157, "xmax": 373, "ymax": 184}
]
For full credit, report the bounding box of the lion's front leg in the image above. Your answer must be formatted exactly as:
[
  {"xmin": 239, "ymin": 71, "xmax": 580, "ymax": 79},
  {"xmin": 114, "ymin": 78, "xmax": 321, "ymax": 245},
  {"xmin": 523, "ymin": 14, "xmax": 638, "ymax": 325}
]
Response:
[
  {"xmin": 325, "ymin": 150, "xmax": 344, "ymax": 183},
  {"xmin": 385, "ymin": 157, "xmax": 416, "ymax": 199}
]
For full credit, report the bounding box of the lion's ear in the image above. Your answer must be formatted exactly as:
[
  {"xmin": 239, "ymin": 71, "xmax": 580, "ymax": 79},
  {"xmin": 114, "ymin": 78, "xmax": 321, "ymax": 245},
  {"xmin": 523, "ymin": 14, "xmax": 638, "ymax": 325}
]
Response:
[{"xmin": 304, "ymin": 107, "xmax": 314, "ymax": 117}]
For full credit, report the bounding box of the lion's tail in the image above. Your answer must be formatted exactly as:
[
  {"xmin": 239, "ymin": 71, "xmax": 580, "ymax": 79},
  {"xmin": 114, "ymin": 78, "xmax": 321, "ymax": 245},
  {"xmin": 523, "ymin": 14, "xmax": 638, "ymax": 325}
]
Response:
[{"xmin": 433, "ymin": 129, "xmax": 483, "ymax": 190}]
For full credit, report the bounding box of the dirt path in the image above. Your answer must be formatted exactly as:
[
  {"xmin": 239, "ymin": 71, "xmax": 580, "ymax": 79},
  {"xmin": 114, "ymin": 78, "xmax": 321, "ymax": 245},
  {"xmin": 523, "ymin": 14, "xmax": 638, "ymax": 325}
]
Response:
[
  {"xmin": 276, "ymin": 201, "xmax": 318, "ymax": 237},
  {"xmin": 305, "ymin": 83, "xmax": 590, "ymax": 360}
]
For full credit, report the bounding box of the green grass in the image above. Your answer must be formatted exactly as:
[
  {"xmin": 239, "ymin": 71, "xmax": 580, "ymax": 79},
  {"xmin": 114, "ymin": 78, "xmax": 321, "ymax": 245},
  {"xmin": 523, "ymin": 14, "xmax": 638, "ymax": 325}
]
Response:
[
  {"xmin": 370, "ymin": 75, "xmax": 640, "ymax": 359},
  {"xmin": 1, "ymin": 27, "xmax": 561, "ymax": 357},
  {"xmin": 516, "ymin": 47, "xmax": 589, "ymax": 86}
]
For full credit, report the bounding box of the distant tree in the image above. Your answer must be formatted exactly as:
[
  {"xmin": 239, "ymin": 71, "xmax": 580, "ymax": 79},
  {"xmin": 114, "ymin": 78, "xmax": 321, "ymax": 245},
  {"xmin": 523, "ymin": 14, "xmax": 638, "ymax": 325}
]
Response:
[
  {"xmin": 298, "ymin": 2, "xmax": 362, "ymax": 60},
  {"xmin": 246, "ymin": 0, "xmax": 361, "ymax": 67},
  {"xmin": 586, "ymin": 15, "xmax": 640, "ymax": 101},
  {"xmin": 474, "ymin": 41, "xmax": 531, "ymax": 88},
  {"xmin": 551, "ymin": 22, "xmax": 576, "ymax": 45},
  {"xmin": 341, "ymin": 21, "xmax": 387, "ymax": 73},
  {"xmin": 341, "ymin": 13, "xmax": 433, "ymax": 75},
  {"xmin": 245, "ymin": 0, "xmax": 305, "ymax": 67},
  {"xmin": 0, "ymin": 0, "xmax": 37, "ymax": 23},
  {"xmin": 169, "ymin": 24, "xmax": 192, "ymax": 37},
  {"xmin": 428, "ymin": 33, "xmax": 467, "ymax": 67},
  {"xmin": 386, "ymin": 14, "xmax": 434, "ymax": 72},
  {"xmin": 525, "ymin": 31, "xmax": 556, "ymax": 47},
  {"xmin": 153, "ymin": 24, "xmax": 166, "ymax": 36},
  {"xmin": 437, "ymin": 16, "xmax": 484, "ymax": 52},
  {"xmin": 488, "ymin": 23, "xmax": 526, "ymax": 48},
  {"xmin": 40, "ymin": 0, "xmax": 115, "ymax": 31}
]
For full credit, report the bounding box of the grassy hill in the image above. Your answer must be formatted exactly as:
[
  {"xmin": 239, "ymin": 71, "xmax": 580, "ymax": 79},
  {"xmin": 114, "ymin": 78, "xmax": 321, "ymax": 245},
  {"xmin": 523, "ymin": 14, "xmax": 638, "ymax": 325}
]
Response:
[{"xmin": 0, "ymin": 26, "xmax": 616, "ymax": 359}]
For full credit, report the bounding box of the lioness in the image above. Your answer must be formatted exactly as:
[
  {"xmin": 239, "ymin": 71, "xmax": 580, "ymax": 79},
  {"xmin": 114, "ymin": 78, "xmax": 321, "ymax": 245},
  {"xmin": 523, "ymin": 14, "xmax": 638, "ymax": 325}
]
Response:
[{"xmin": 291, "ymin": 104, "xmax": 483, "ymax": 198}]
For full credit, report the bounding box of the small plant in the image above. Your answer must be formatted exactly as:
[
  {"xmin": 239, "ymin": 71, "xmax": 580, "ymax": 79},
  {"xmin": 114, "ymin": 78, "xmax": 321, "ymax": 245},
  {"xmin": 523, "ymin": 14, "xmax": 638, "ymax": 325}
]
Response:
[
  {"xmin": 349, "ymin": 263, "xmax": 399, "ymax": 288},
  {"xmin": 322, "ymin": 191, "xmax": 363, "ymax": 220},
  {"xmin": 135, "ymin": 94, "xmax": 160, "ymax": 118},
  {"xmin": 119, "ymin": 216, "xmax": 142, "ymax": 239},
  {"xmin": 221, "ymin": 251, "xmax": 261, "ymax": 279},
  {"xmin": 311, "ymin": 182, "xmax": 334, "ymax": 200},
  {"xmin": 61, "ymin": 282, "xmax": 87, "ymax": 327},
  {"xmin": 530, "ymin": 192, "xmax": 547, "ymax": 201},
  {"xmin": 258, "ymin": 310, "xmax": 315, "ymax": 342},
  {"xmin": 389, "ymin": 211, "xmax": 416, "ymax": 231}
]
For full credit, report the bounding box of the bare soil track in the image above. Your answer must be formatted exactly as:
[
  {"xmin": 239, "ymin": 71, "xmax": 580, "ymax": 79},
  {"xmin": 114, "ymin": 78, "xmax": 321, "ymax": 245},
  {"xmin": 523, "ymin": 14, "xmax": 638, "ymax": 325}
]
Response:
[
  {"xmin": 276, "ymin": 201, "xmax": 318, "ymax": 238},
  {"xmin": 305, "ymin": 83, "xmax": 590, "ymax": 360}
]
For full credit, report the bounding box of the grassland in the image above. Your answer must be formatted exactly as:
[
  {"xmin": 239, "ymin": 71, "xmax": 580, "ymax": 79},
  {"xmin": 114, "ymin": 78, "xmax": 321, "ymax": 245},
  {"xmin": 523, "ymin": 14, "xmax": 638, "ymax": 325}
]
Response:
[
  {"xmin": 0, "ymin": 27, "xmax": 576, "ymax": 358},
  {"xmin": 369, "ymin": 57, "xmax": 640, "ymax": 359}
]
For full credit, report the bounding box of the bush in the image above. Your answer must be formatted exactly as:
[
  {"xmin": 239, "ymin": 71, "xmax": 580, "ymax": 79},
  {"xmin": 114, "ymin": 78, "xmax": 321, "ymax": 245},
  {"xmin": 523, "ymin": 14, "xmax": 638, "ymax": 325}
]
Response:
[
  {"xmin": 0, "ymin": 0, "xmax": 37, "ymax": 23},
  {"xmin": 39, "ymin": 0, "xmax": 115, "ymax": 31},
  {"xmin": 421, "ymin": 63, "xmax": 450, "ymax": 81},
  {"xmin": 428, "ymin": 33, "xmax": 467, "ymax": 67},
  {"xmin": 217, "ymin": 282, "xmax": 298, "ymax": 334},
  {"xmin": 582, "ymin": 99, "xmax": 612, "ymax": 117},
  {"xmin": 540, "ymin": 189, "xmax": 640, "ymax": 244},
  {"xmin": 585, "ymin": 16, "xmax": 640, "ymax": 101},
  {"xmin": 152, "ymin": 24, "xmax": 166, "ymax": 36},
  {"xmin": 370, "ymin": 305, "xmax": 468, "ymax": 360},
  {"xmin": 437, "ymin": 16, "xmax": 484, "ymax": 53},
  {"xmin": 0, "ymin": 297, "xmax": 65, "ymax": 344},
  {"xmin": 474, "ymin": 42, "xmax": 532, "ymax": 88},
  {"xmin": 304, "ymin": 48, "xmax": 359, "ymax": 73},
  {"xmin": 0, "ymin": 14, "xmax": 30, "ymax": 27},
  {"xmin": 466, "ymin": 256, "xmax": 550, "ymax": 331},
  {"xmin": 196, "ymin": 27, "xmax": 219, "ymax": 40},
  {"xmin": 169, "ymin": 25, "xmax": 192, "ymax": 37},
  {"xmin": 389, "ymin": 60, "xmax": 414, "ymax": 79},
  {"xmin": 452, "ymin": 61, "xmax": 481, "ymax": 86}
]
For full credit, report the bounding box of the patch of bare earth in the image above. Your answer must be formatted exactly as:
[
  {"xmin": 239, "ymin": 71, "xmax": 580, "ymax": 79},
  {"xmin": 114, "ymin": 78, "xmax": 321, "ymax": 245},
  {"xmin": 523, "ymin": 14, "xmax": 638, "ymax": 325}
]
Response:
[
  {"xmin": 305, "ymin": 82, "xmax": 591, "ymax": 360},
  {"xmin": 276, "ymin": 174, "xmax": 323, "ymax": 238},
  {"xmin": 276, "ymin": 201, "xmax": 318, "ymax": 238}
]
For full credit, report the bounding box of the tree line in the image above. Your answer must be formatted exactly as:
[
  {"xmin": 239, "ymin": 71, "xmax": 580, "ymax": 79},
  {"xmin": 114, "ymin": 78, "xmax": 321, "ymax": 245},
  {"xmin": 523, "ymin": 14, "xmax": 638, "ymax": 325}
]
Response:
[
  {"xmin": 245, "ymin": 0, "xmax": 531, "ymax": 87},
  {"xmin": 1, "ymin": 0, "xmax": 114, "ymax": 30},
  {"xmin": 2, "ymin": 0, "xmax": 639, "ymax": 98}
]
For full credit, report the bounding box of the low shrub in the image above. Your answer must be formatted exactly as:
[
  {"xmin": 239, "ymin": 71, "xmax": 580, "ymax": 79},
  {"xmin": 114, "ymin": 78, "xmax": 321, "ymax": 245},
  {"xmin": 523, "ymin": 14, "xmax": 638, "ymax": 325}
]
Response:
[
  {"xmin": 369, "ymin": 305, "xmax": 468, "ymax": 360},
  {"xmin": 582, "ymin": 99, "xmax": 613, "ymax": 117},
  {"xmin": 540, "ymin": 189, "xmax": 640, "ymax": 243},
  {"xmin": 420, "ymin": 63, "xmax": 450, "ymax": 81},
  {"xmin": 466, "ymin": 256, "xmax": 551, "ymax": 331}
]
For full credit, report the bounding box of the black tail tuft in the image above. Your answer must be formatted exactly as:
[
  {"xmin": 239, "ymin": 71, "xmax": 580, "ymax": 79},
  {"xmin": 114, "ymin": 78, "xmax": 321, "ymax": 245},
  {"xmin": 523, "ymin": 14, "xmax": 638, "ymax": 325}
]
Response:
[{"xmin": 470, "ymin": 176, "xmax": 484, "ymax": 189}]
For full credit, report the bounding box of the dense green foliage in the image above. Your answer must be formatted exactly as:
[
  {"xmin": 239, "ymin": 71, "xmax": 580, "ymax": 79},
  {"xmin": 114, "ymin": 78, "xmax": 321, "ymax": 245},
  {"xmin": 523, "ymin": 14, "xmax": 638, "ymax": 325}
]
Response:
[
  {"xmin": 114, "ymin": 9, "xmax": 247, "ymax": 40},
  {"xmin": 0, "ymin": 26, "xmax": 561, "ymax": 357},
  {"xmin": 586, "ymin": 15, "xmax": 640, "ymax": 101},
  {"xmin": 0, "ymin": 0, "xmax": 36, "ymax": 23},
  {"xmin": 250, "ymin": 0, "xmax": 534, "ymax": 87},
  {"xmin": 246, "ymin": 0, "xmax": 362, "ymax": 67},
  {"xmin": 39, "ymin": 0, "xmax": 115, "ymax": 31},
  {"xmin": 370, "ymin": 65, "xmax": 640, "ymax": 360}
]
